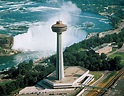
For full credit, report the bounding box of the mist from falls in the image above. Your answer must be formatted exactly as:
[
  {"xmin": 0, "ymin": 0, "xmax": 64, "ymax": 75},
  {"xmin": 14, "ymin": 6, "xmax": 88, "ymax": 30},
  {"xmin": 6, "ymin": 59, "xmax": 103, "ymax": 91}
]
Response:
[{"xmin": 12, "ymin": 1, "xmax": 87, "ymax": 56}]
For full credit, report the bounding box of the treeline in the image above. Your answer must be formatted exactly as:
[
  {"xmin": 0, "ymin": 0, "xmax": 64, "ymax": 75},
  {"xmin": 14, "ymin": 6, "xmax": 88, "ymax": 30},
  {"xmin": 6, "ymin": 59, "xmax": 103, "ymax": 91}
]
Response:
[
  {"xmin": 50, "ymin": 28, "xmax": 124, "ymax": 71},
  {"xmin": 0, "ymin": 60, "xmax": 55, "ymax": 96},
  {"xmin": 109, "ymin": 10, "xmax": 124, "ymax": 28},
  {"xmin": 63, "ymin": 50, "xmax": 122, "ymax": 71},
  {"xmin": 67, "ymin": 0, "xmax": 124, "ymax": 5},
  {"xmin": 67, "ymin": 28, "xmax": 124, "ymax": 50}
]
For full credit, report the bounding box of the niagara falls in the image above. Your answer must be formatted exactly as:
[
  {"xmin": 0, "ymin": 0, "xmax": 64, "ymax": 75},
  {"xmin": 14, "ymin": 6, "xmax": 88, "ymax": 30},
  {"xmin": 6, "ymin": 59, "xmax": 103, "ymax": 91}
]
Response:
[{"xmin": 0, "ymin": 0, "xmax": 112, "ymax": 71}]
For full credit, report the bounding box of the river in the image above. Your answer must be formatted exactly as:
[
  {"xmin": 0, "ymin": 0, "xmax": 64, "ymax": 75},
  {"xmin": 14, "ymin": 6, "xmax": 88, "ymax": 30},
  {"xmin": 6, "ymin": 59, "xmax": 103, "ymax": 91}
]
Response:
[{"xmin": 0, "ymin": 0, "xmax": 112, "ymax": 71}]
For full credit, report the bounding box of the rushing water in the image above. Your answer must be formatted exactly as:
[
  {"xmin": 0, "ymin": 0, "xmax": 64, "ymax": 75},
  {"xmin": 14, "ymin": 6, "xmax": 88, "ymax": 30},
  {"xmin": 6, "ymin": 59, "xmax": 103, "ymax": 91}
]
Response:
[{"xmin": 0, "ymin": 0, "xmax": 112, "ymax": 71}]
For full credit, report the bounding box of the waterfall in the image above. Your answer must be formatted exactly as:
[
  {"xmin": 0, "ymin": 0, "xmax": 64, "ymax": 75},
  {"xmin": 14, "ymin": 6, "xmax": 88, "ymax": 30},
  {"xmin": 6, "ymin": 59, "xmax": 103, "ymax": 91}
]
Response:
[{"xmin": 12, "ymin": 1, "xmax": 87, "ymax": 56}]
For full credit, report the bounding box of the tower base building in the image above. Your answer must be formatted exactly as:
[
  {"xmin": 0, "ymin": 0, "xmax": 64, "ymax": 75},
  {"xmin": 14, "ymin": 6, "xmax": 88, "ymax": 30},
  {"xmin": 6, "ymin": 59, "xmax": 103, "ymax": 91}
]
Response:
[
  {"xmin": 18, "ymin": 66, "xmax": 94, "ymax": 96},
  {"xmin": 40, "ymin": 66, "xmax": 93, "ymax": 89}
]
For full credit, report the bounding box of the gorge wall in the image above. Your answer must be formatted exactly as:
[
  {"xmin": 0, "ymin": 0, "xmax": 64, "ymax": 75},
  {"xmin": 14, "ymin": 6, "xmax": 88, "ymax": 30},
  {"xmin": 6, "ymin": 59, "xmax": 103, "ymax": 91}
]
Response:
[{"xmin": 0, "ymin": 34, "xmax": 13, "ymax": 49}]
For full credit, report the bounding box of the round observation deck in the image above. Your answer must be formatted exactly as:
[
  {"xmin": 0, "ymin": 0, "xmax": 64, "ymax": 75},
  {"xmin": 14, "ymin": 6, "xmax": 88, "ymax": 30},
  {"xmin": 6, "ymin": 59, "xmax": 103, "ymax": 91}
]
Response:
[{"xmin": 51, "ymin": 21, "xmax": 67, "ymax": 33}]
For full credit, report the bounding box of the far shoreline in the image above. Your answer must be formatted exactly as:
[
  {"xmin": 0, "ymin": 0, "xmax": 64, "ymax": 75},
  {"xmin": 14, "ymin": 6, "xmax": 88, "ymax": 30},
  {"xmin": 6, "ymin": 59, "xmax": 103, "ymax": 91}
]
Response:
[{"xmin": 85, "ymin": 18, "xmax": 124, "ymax": 39}]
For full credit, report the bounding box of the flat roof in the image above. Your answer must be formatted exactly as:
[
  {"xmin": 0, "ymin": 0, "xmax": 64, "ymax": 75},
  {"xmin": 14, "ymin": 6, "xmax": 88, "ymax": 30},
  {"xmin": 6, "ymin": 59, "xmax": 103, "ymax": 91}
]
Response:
[
  {"xmin": 93, "ymin": 43, "xmax": 110, "ymax": 51},
  {"xmin": 45, "ymin": 66, "xmax": 88, "ymax": 84}
]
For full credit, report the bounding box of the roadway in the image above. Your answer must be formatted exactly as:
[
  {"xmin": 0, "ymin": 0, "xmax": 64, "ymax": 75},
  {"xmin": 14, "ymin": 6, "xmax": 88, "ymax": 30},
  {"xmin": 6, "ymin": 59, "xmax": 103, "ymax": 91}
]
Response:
[{"xmin": 96, "ymin": 68, "xmax": 124, "ymax": 96}]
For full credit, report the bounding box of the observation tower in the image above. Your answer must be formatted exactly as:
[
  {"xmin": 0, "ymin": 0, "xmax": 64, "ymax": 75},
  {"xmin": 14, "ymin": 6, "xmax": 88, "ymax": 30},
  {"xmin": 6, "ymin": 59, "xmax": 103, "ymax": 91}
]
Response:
[
  {"xmin": 19, "ymin": 21, "xmax": 94, "ymax": 96},
  {"xmin": 51, "ymin": 21, "xmax": 67, "ymax": 80}
]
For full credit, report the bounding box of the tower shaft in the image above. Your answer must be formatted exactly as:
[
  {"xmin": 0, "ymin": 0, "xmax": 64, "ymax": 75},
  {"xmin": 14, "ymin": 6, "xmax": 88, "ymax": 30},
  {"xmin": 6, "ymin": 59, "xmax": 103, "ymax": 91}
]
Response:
[{"xmin": 56, "ymin": 32, "xmax": 64, "ymax": 80}]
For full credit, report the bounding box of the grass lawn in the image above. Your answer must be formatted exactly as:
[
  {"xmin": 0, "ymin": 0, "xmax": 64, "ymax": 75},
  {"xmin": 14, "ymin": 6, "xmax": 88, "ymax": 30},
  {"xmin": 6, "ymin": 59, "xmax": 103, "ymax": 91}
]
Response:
[
  {"xmin": 0, "ymin": 80, "xmax": 13, "ymax": 85},
  {"xmin": 109, "ymin": 52, "xmax": 124, "ymax": 66},
  {"xmin": 78, "ymin": 48, "xmax": 85, "ymax": 52},
  {"xmin": 89, "ymin": 71, "xmax": 103, "ymax": 80},
  {"xmin": 102, "ymin": 71, "xmax": 116, "ymax": 83},
  {"xmin": 109, "ymin": 52, "xmax": 124, "ymax": 60}
]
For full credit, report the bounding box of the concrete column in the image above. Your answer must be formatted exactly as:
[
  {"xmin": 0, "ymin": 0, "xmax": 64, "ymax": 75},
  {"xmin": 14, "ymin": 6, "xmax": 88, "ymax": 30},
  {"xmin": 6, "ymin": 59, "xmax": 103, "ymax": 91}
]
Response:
[{"xmin": 56, "ymin": 32, "xmax": 64, "ymax": 80}]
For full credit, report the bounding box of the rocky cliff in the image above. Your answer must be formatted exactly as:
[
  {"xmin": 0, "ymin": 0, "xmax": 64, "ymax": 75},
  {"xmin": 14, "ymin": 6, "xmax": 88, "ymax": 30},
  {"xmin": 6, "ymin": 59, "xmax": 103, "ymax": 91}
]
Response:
[
  {"xmin": 0, "ymin": 34, "xmax": 13, "ymax": 49},
  {"xmin": 0, "ymin": 34, "xmax": 18, "ymax": 56}
]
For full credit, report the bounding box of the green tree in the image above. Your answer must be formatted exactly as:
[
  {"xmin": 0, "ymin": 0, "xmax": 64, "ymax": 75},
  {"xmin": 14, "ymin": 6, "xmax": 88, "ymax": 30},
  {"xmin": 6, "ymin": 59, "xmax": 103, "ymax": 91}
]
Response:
[
  {"xmin": 5, "ymin": 81, "xmax": 16, "ymax": 95},
  {"xmin": 24, "ymin": 71, "xmax": 40, "ymax": 86},
  {"xmin": 118, "ymin": 42, "xmax": 123, "ymax": 48},
  {"xmin": 0, "ymin": 85, "xmax": 7, "ymax": 96},
  {"xmin": 109, "ymin": 56, "xmax": 122, "ymax": 70},
  {"xmin": 102, "ymin": 60, "xmax": 110, "ymax": 70},
  {"xmin": 8, "ymin": 66, "xmax": 18, "ymax": 78},
  {"xmin": 78, "ymin": 61, "xmax": 85, "ymax": 67},
  {"xmin": 34, "ymin": 65, "xmax": 44, "ymax": 72},
  {"xmin": 16, "ymin": 75, "xmax": 25, "ymax": 88},
  {"xmin": 101, "ymin": 53, "xmax": 107, "ymax": 60}
]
